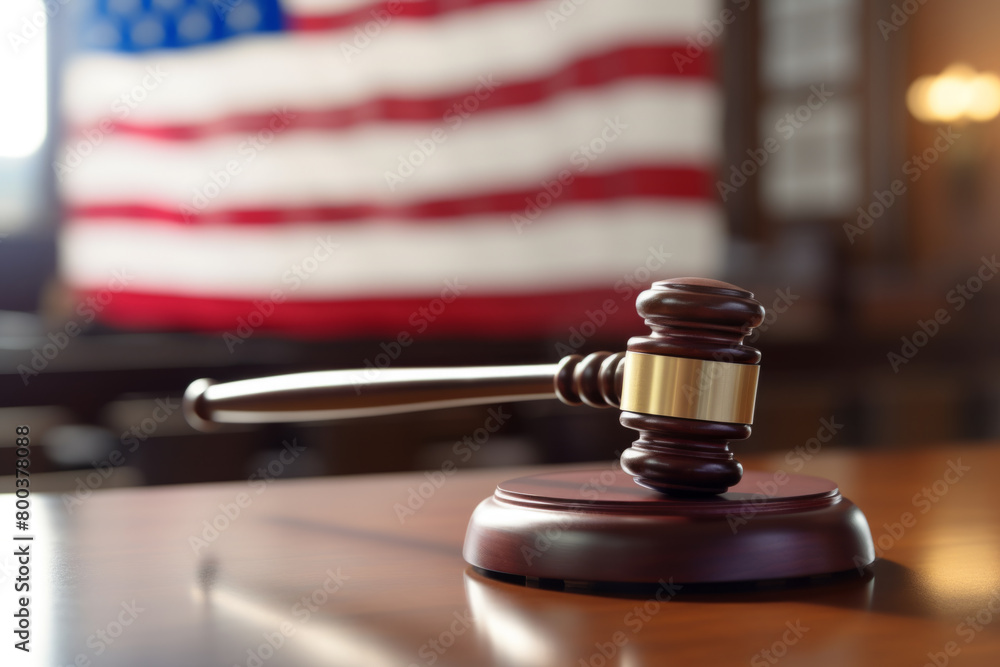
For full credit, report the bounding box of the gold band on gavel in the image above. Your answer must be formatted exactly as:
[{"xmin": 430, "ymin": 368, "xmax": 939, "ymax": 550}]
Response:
[{"xmin": 619, "ymin": 351, "xmax": 759, "ymax": 424}]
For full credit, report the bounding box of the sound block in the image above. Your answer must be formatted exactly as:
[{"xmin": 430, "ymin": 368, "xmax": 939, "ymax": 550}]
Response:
[{"xmin": 463, "ymin": 468, "xmax": 875, "ymax": 585}]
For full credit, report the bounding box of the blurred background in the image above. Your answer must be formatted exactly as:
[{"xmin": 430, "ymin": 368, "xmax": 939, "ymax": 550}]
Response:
[{"xmin": 2, "ymin": 0, "xmax": 1000, "ymax": 492}]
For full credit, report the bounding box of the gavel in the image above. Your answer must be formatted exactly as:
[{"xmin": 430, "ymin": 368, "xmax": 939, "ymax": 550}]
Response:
[{"xmin": 184, "ymin": 278, "xmax": 764, "ymax": 495}]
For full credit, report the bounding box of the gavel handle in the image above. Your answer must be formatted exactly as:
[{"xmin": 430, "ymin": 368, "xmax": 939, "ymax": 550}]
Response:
[{"xmin": 183, "ymin": 351, "xmax": 624, "ymax": 430}]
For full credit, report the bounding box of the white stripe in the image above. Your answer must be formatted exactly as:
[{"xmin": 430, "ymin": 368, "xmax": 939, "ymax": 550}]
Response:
[
  {"xmin": 60, "ymin": 81, "xmax": 718, "ymax": 208},
  {"xmin": 63, "ymin": 0, "xmax": 715, "ymax": 127},
  {"xmin": 283, "ymin": 0, "xmax": 386, "ymax": 15},
  {"xmin": 61, "ymin": 202, "xmax": 724, "ymax": 298}
]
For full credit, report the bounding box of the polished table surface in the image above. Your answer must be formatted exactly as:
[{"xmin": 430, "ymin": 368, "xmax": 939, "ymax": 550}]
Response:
[{"xmin": 6, "ymin": 442, "xmax": 1000, "ymax": 666}]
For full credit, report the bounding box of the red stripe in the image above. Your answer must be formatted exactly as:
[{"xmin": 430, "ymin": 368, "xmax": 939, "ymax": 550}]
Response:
[
  {"xmin": 68, "ymin": 165, "xmax": 712, "ymax": 225},
  {"xmin": 76, "ymin": 288, "xmax": 649, "ymax": 339},
  {"xmin": 288, "ymin": 0, "xmax": 545, "ymax": 32},
  {"xmin": 70, "ymin": 44, "xmax": 713, "ymax": 142}
]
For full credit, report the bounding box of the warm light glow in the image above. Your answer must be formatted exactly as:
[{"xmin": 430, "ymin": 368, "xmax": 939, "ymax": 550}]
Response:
[
  {"xmin": 908, "ymin": 63, "xmax": 1000, "ymax": 124},
  {"xmin": 967, "ymin": 73, "xmax": 1000, "ymax": 121},
  {"xmin": 191, "ymin": 584, "xmax": 405, "ymax": 665},
  {"xmin": 464, "ymin": 573, "xmax": 557, "ymax": 667},
  {"xmin": 918, "ymin": 530, "xmax": 1000, "ymax": 604},
  {"xmin": 0, "ymin": 1, "xmax": 49, "ymax": 157}
]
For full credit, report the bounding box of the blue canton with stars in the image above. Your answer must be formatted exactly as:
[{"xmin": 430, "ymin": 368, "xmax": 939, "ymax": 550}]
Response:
[{"xmin": 76, "ymin": 0, "xmax": 285, "ymax": 52}]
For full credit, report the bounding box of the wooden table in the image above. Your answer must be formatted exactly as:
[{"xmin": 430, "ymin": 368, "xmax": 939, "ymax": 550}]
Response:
[{"xmin": 7, "ymin": 443, "xmax": 1000, "ymax": 666}]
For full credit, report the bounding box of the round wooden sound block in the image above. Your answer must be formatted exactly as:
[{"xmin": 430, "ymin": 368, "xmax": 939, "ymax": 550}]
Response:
[{"xmin": 463, "ymin": 468, "xmax": 875, "ymax": 585}]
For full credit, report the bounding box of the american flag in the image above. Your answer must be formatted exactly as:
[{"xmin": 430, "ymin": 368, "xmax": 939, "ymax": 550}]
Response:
[{"xmin": 58, "ymin": 0, "xmax": 723, "ymax": 339}]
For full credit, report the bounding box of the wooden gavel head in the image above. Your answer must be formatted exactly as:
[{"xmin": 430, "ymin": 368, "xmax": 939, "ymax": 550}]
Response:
[
  {"xmin": 184, "ymin": 277, "xmax": 764, "ymax": 497},
  {"xmin": 554, "ymin": 277, "xmax": 765, "ymax": 495}
]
